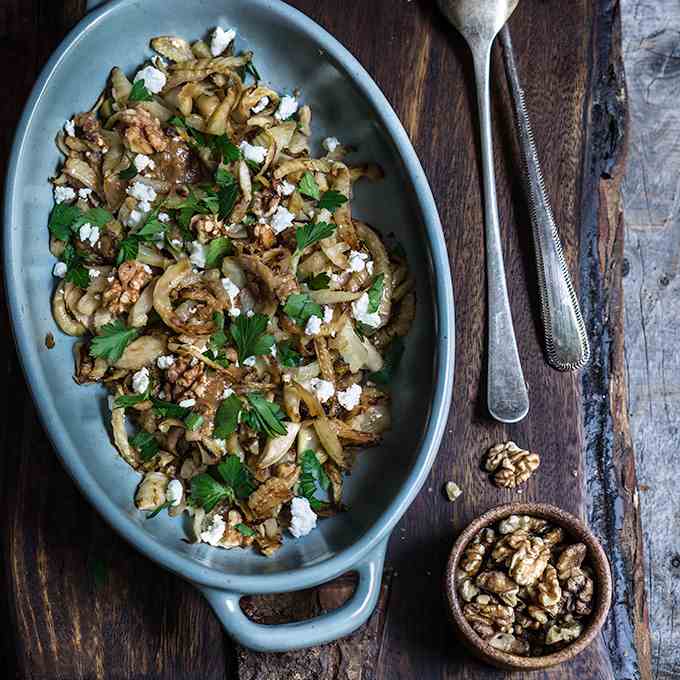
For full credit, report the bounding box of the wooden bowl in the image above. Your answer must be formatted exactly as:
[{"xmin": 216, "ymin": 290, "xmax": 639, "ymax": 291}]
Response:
[{"xmin": 445, "ymin": 503, "xmax": 612, "ymax": 671}]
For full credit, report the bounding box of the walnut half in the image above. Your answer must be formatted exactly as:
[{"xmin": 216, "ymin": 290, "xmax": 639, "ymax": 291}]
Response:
[{"xmin": 484, "ymin": 441, "xmax": 541, "ymax": 488}]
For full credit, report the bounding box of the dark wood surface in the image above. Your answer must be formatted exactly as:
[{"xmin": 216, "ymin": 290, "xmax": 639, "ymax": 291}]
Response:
[{"xmin": 0, "ymin": 1, "xmax": 650, "ymax": 679}]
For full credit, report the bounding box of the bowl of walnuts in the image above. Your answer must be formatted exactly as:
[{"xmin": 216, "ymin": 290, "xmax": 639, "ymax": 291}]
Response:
[{"xmin": 445, "ymin": 503, "xmax": 612, "ymax": 670}]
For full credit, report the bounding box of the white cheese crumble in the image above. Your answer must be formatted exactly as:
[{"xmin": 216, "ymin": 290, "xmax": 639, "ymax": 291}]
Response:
[
  {"xmin": 222, "ymin": 387, "xmax": 234, "ymax": 399},
  {"xmin": 289, "ymin": 497, "xmax": 318, "ymax": 538},
  {"xmin": 157, "ymin": 355, "xmax": 175, "ymax": 370},
  {"xmin": 158, "ymin": 212, "xmax": 170, "ymax": 223},
  {"xmin": 351, "ymin": 293, "xmax": 381, "ymax": 328},
  {"xmin": 239, "ymin": 141, "xmax": 268, "ymax": 164},
  {"xmin": 78, "ymin": 187, "xmax": 93, "ymax": 200},
  {"xmin": 323, "ymin": 305, "xmax": 334, "ymax": 324},
  {"xmin": 78, "ymin": 223, "xmax": 100, "ymax": 246},
  {"xmin": 338, "ymin": 384, "xmax": 362, "ymax": 411},
  {"xmin": 211, "ymin": 26, "xmax": 236, "ymax": 56},
  {"xmin": 179, "ymin": 398, "xmax": 196, "ymax": 408},
  {"xmin": 54, "ymin": 186, "xmax": 76, "ymax": 204},
  {"xmin": 275, "ymin": 95, "xmax": 299, "ymax": 121},
  {"xmin": 271, "ymin": 206, "xmax": 295, "ymax": 234},
  {"xmin": 53, "ymin": 261, "xmax": 67, "ymax": 278},
  {"xmin": 270, "ymin": 344, "xmax": 278, "ymax": 358},
  {"xmin": 134, "ymin": 154, "xmax": 156, "ymax": 173},
  {"xmin": 251, "ymin": 96, "xmax": 270, "ymax": 114},
  {"xmin": 88, "ymin": 269, "xmax": 101, "ymax": 279},
  {"xmin": 305, "ymin": 314, "xmax": 322, "ymax": 336},
  {"xmin": 134, "ymin": 65, "xmax": 166, "ymax": 94},
  {"xmin": 132, "ymin": 367, "xmax": 150, "ymax": 394},
  {"xmin": 366, "ymin": 260, "xmax": 375, "ymax": 275},
  {"xmin": 322, "ymin": 136, "xmax": 340, "ymax": 153},
  {"xmin": 221, "ymin": 277, "xmax": 241, "ymax": 315},
  {"xmin": 166, "ymin": 479, "xmax": 183, "ymax": 507},
  {"xmin": 242, "ymin": 356, "xmax": 257, "ymax": 367},
  {"xmin": 279, "ymin": 180, "xmax": 296, "ymax": 196},
  {"xmin": 64, "ymin": 119, "xmax": 76, "ymax": 137},
  {"xmin": 348, "ymin": 250, "xmax": 370, "ymax": 272},
  {"xmin": 127, "ymin": 180, "xmax": 157, "ymax": 212},
  {"xmin": 170, "ymin": 238, "xmax": 183, "ymax": 248},
  {"xmin": 306, "ymin": 378, "xmax": 335, "ymax": 404},
  {"xmin": 200, "ymin": 514, "xmax": 226, "ymax": 545},
  {"xmin": 126, "ymin": 210, "xmax": 144, "ymax": 227},
  {"xmin": 189, "ymin": 241, "xmax": 207, "ymax": 269}
]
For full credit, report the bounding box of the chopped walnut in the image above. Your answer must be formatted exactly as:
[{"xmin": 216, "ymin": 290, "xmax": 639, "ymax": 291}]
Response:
[
  {"xmin": 164, "ymin": 355, "xmax": 205, "ymax": 401},
  {"xmin": 484, "ymin": 441, "xmax": 541, "ymax": 488},
  {"xmin": 247, "ymin": 477, "xmax": 293, "ymax": 518},
  {"xmin": 102, "ymin": 261, "xmax": 153, "ymax": 315},
  {"xmin": 254, "ymin": 222, "xmax": 276, "ymax": 249},
  {"xmin": 117, "ymin": 108, "xmax": 168, "ymax": 154},
  {"xmin": 191, "ymin": 214, "xmax": 230, "ymax": 245},
  {"xmin": 74, "ymin": 111, "xmax": 107, "ymax": 150},
  {"xmin": 457, "ymin": 516, "xmax": 597, "ymax": 657},
  {"xmin": 445, "ymin": 481, "xmax": 463, "ymax": 502}
]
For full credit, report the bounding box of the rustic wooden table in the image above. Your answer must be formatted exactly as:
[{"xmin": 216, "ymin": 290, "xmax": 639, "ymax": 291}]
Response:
[{"xmin": 0, "ymin": 0, "xmax": 656, "ymax": 678}]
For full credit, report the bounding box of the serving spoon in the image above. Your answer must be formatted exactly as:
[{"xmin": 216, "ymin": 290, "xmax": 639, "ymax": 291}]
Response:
[{"xmin": 438, "ymin": 0, "xmax": 528, "ymax": 423}]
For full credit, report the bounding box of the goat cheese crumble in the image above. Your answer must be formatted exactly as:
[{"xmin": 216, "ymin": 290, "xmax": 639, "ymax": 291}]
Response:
[
  {"xmin": 134, "ymin": 65, "xmax": 166, "ymax": 94},
  {"xmin": 271, "ymin": 206, "xmax": 295, "ymax": 234},
  {"xmin": 179, "ymin": 398, "xmax": 196, "ymax": 408},
  {"xmin": 200, "ymin": 514, "xmax": 226, "ymax": 545},
  {"xmin": 289, "ymin": 497, "xmax": 317, "ymax": 538},
  {"xmin": 53, "ymin": 262, "xmax": 67, "ymax": 278},
  {"xmin": 322, "ymin": 136, "xmax": 340, "ymax": 153},
  {"xmin": 323, "ymin": 306, "xmax": 334, "ymax": 324},
  {"xmin": 338, "ymin": 384, "xmax": 362, "ymax": 411},
  {"xmin": 348, "ymin": 250, "xmax": 370, "ymax": 273},
  {"xmin": 251, "ymin": 96, "xmax": 270, "ymax": 114},
  {"xmin": 78, "ymin": 187, "xmax": 93, "ymax": 200},
  {"xmin": 239, "ymin": 141, "xmax": 268, "ymax": 164},
  {"xmin": 132, "ymin": 367, "xmax": 150, "ymax": 394},
  {"xmin": 305, "ymin": 314, "xmax": 322, "ymax": 336},
  {"xmin": 351, "ymin": 293, "xmax": 381, "ymax": 328},
  {"xmin": 306, "ymin": 378, "xmax": 335, "ymax": 404},
  {"xmin": 78, "ymin": 223, "xmax": 100, "ymax": 246},
  {"xmin": 133, "ymin": 154, "xmax": 155, "ymax": 173},
  {"xmin": 275, "ymin": 95, "xmax": 298, "ymax": 121},
  {"xmin": 54, "ymin": 186, "xmax": 76, "ymax": 204},
  {"xmin": 279, "ymin": 180, "xmax": 296, "ymax": 196},
  {"xmin": 242, "ymin": 356, "xmax": 257, "ymax": 367},
  {"xmin": 166, "ymin": 479, "xmax": 183, "ymax": 507},
  {"xmin": 211, "ymin": 27, "xmax": 236, "ymax": 56},
  {"xmin": 157, "ymin": 355, "xmax": 175, "ymax": 370},
  {"xmin": 64, "ymin": 120, "xmax": 76, "ymax": 137},
  {"xmin": 189, "ymin": 241, "xmax": 207, "ymax": 269}
]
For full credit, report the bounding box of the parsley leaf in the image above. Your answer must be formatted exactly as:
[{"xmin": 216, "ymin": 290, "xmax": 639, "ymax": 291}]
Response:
[
  {"xmin": 214, "ymin": 394, "xmax": 243, "ymax": 439},
  {"xmin": 307, "ymin": 272, "xmax": 330, "ymax": 290},
  {"xmin": 217, "ymin": 456, "xmax": 256, "ymax": 499},
  {"xmin": 276, "ymin": 341, "xmax": 302, "ymax": 368},
  {"xmin": 65, "ymin": 265, "xmax": 90, "ymax": 289},
  {"xmin": 151, "ymin": 397, "xmax": 190, "ymax": 419},
  {"xmin": 244, "ymin": 393, "xmax": 287, "ymax": 438},
  {"xmin": 204, "ymin": 237, "xmax": 233, "ymax": 268},
  {"xmin": 218, "ymin": 183, "xmax": 239, "ymax": 221},
  {"xmin": 129, "ymin": 79, "xmax": 153, "ymax": 102},
  {"xmin": 114, "ymin": 390, "xmax": 150, "ymax": 408},
  {"xmin": 137, "ymin": 216, "xmax": 166, "ymax": 239},
  {"xmin": 366, "ymin": 273, "xmax": 385, "ymax": 314},
  {"xmin": 89, "ymin": 321, "xmax": 139, "ymax": 362},
  {"xmin": 168, "ymin": 115, "xmax": 187, "ymax": 129},
  {"xmin": 283, "ymin": 293, "xmax": 322, "ymax": 326},
  {"xmin": 299, "ymin": 449, "xmax": 330, "ymax": 511},
  {"xmin": 298, "ymin": 172, "xmax": 320, "ymax": 200},
  {"xmin": 131, "ymin": 431, "xmax": 159, "ymax": 462},
  {"xmin": 184, "ymin": 412, "xmax": 204, "ymax": 432},
  {"xmin": 230, "ymin": 313, "xmax": 275, "ymax": 364},
  {"xmin": 235, "ymin": 523, "xmax": 256, "ymax": 537},
  {"xmin": 317, "ymin": 190, "xmax": 348, "ymax": 213},
  {"xmin": 71, "ymin": 207, "xmax": 114, "ymax": 231},
  {"xmin": 190, "ymin": 473, "xmax": 233, "ymax": 513},
  {"xmin": 119, "ymin": 164, "xmax": 138, "ymax": 180},
  {"xmin": 215, "ymin": 167, "xmax": 236, "ymax": 186},
  {"xmin": 368, "ymin": 337, "xmax": 405, "ymax": 384},
  {"xmin": 146, "ymin": 500, "xmax": 171, "ymax": 519},
  {"xmin": 294, "ymin": 221, "xmax": 336, "ymax": 254},
  {"xmin": 116, "ymin": 236, "xmax": 140, "ymax": 264},
  {"xmin": 213, "ymin": 135, "xmax": 241, "ymax": 163},
  {"xmin": 49, "ymin": 203, "xmax": 82, "ymax": 241},
  {"xmin": 208, "ymin": 311, "xmax": 229, "ymax": 355}
]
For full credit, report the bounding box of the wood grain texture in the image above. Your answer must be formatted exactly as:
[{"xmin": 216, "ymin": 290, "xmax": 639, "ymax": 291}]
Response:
[
  {"xmin": 620, "ymin": 2, "xmax": 680, "ymax": 678},
  {"xmin": 0, "ymin": 0, "xmax": 647, "ymax": 679}
]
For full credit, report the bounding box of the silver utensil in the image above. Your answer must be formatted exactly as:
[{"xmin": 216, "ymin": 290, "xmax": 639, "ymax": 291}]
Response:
[
  {"xmin": 499, "ymin": 26, "xmax": 591, "ymax": 371},
  {"xmin": 438, "ymin": 0, "xmax": 529, "ymax": 423}
]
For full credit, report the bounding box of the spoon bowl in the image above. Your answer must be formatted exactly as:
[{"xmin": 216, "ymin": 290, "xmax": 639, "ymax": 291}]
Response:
[{"xmin": 438, "ymin": 0, "xmax": 519, "ymax": 46}]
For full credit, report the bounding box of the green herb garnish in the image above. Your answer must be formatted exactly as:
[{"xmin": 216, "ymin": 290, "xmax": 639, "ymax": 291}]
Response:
[
  {"xmin": 235, "ymin": 523, "xmax": 256, "ymax": 537},
  {"xmin": 190, "ymin": 456, "xmax": 255, "ymax": 512},
  {"xmin": 119, "ymin": 164, "xmax": 138, "ymax": 180},
  {"xmin": 146, "ymin": 500, "xmax": 171, "ymax": 519},
  {"xmin": 298, "ymin": 172, "xmax": 320, "ymax": 200},
  {"xmin": 213, "ymin": 394, "xmax": 243, "ymax": 439},
  {"xmin": 283, "ymin": 293, "xmax": 322, "ymax": 327},
  {"xmin": 129, "ymin": 79, "xmax": 153, "ymax": 103},
  {"xmin": 184, "ymin": 412, "xmax": 204, "ymax": 432},
  {"xmin": 215, "ymin": 167, "xmax": 236, "ymax": 186},
  {"xmin": 114, "ymin": 390, "xmax": 150, "ymax": 409},
  {"xmin": 218, "ymin": 183, "xmax": 239, "ymax": 221},
  {"xmin": 317, "ymin": 190, "xmax": 348, "ymax": 213},
  {"xmin": 230, "ymin": 313, "xmax": 275, "ymax": 364},
  {"xmin": 48, "ymin": 203, "xmax": 83, "ymax": 241},
  {"xmin": 205, "ymin": 237, "xmax": 233, "ymax": 268},
  {"xmin": 307, "ymin": 272, "xmax": 331, "ymax": 290},
  {"xmin": 294, "ymin": 221, "xmax": 336, "ymax": 255},
  {"xmin": 89, "ymin": 320, "xmax": 139, "ymax": 362},
  {"xmin": 65, "ymin": 265, "xmax": 90, "ymax": 289},
  {"xmin": 116, "ymin": 236, "xmax": 140, "ymax": 264},
  {"xmin": 151, "ymin": 397, "xmax": 191, "ymax": 419},
  {"xmin": 299, "ymin": 449, "xmax": 330, "ymax": 511},
  {"xmin": 276, "ymin": 341, "xmax": 302, "ymax": 368},
  {"xmin": 244, "ymin": 393, "xmax": 287, "ymax": 437},
  {"xmin": 131, "ymin": 431, "xmax": 160, "ymax": 462},
  {"xmin": 366, "ymin": 273, "xmax": 385, "ymax": 314}
]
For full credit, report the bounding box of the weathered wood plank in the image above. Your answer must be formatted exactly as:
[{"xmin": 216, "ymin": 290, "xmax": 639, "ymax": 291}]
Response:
[{"xmin": 620, "ymin": 1, "xmax": 680, "ymax": 678}]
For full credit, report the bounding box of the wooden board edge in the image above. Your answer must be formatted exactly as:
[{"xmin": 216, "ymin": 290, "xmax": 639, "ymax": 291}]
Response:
[{"xmin": 579, "ymin": 2, "xmax": 652, "ymax": 679}]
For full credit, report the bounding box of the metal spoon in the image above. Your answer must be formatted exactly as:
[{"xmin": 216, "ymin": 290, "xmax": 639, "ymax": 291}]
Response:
[
  {"xmin": 438, "ymin": 0, "xmax": 529, "ymax": 423},
  {"xmin": 499, "ymin": 26, "xmax": 591, "ymax": 371}
]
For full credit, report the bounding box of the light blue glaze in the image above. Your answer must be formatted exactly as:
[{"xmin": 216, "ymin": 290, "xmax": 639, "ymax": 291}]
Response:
[{"xmin": 5, "ymin": 0, "xmax": 455, "ymax": 652}]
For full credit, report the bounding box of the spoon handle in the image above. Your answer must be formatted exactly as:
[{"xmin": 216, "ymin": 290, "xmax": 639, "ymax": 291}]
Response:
[
  {"xmin": 499, "ymin": 26, "xmax": 590, "ymax": 371},
  {"xmin": 472, "ymin": 43, "xmax": 529, "ymax": 423}
]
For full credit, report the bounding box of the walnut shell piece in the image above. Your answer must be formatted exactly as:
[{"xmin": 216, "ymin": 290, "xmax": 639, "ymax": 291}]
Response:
[{"xmin": 484, "ymin": 441, "xmax": 541, "ymax": 488}]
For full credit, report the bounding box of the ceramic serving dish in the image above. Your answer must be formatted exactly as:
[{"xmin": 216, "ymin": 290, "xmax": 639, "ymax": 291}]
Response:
[
  {"xmin": 445, "ymin": 503, "xmax": 612, "ymax": 670},
  {"xmin": 4, "ymin": 0, "xmax": 455, "ymax": 652}
]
